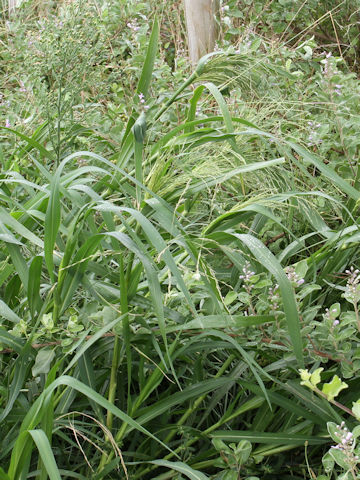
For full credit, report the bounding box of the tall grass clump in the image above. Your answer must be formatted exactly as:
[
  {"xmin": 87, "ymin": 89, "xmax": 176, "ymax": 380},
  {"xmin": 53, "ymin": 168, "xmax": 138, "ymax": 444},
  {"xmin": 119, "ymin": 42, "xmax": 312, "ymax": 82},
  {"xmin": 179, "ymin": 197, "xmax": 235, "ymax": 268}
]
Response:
[{"xmin": 1, "ymin": 2, "xmax": 360, "ymax": 479}]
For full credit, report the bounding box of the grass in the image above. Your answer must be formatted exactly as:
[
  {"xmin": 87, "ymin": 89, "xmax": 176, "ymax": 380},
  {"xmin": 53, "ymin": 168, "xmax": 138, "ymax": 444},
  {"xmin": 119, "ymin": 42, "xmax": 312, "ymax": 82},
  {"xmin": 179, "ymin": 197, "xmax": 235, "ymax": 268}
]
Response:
[{"xmin": 1, "ymin": 1, "xmax": 360, "ymax": 479}]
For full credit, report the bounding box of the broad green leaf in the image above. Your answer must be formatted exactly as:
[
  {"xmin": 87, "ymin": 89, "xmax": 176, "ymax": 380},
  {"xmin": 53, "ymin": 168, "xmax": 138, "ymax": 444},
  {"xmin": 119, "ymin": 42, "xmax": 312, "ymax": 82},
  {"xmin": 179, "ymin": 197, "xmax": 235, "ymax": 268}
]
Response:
[
  {"xmin": 224, "ymin": 291, "xmax": 238, "ymax": 306},
  {"xmin": 310, "ymin": 368, "xmax": 323, "ymax": 387},
  {"xmin": 327, "ymin": 422, "xmax": 343, "ymax": 444},
  {"xmin": 32, "ymin": 348, "xmax": 55, "ymax": 377},
  {"xmin": 329, "ymin": 447, "xmax": 351, "ymax": 470},
  {"xmin": 212, "ymin": 438, "xmax": 231, "ymax": 454},
  {"xmin": 234, "ymin": 440, "xmax": 252, "ymax": 464},
  {"xmin": 352, "ymin": 400, "xmax": 360, "ymax": 420},
  {"xmin": 222, "ymin": 472, "xmax": 237, "ymax": 480},
  {"xmin": 294, "ymin": 259, "xmax": 308, "ymax": 278},
  {"xmin": 322, "ymin": 451, "xmax": 335, "ymax": 473},
  {"xmin": 322, "ymin": 376, "xmax": 348, "ymax": 401}
]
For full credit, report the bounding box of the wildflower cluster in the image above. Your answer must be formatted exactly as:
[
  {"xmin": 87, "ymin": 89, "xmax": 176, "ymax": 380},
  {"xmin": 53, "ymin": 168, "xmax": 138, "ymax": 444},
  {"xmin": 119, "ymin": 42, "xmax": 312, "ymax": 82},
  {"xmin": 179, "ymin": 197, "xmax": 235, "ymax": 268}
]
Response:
[
  {"xmin": 239, "ymin": 262, "xmax": 255, "ymax": 284},
  {"xmin": 238, "ymin": 262, "xmax": 257, "ymax": 315},
  {"xmin": 329, "ymin": 422, "xmax": 360, "ymax": 474},
  {"xmin": 285, "ymin": 266, "xmax": 304, "ymax": 288},
  {"xmin": 138, "ymin": 93, "xmax": 149, "ymax": 111},
  {"xmin": 127, "ymin": 19, "xmax": 140, "ymax": 33},
  {"xmin": 332, "ymin": 422, "xmax": 355, "ymax": 452},
  {"xmin": 54, "ymin": 18, "xmax": 64, "ymax": 29},
  {"xmin": 19, "ymin": 81, "xmax": 27, "ymax": 93},
  {"xmin": 0, "ymin": 93, "xmax": 12, "ymax": 128},
  {"xmin": 321, "ymin": 51, "xmax": 333, "ymax": 77},
  {"xmin": 334, "ymin": 84, "xmax": 343, "ymax": 96},
  {"xmin": 268, "ymin": 284, "xmax": 280, "ymax": 311},
  {"xmin": 307, "ymin": 120, "xmax": 322, "ymax": 147},
  {"xmin": 175, "ymin": 40, "xmax": 185, "ymax": 62},
  {"xmin": 343, "ymin": 267, "xmax": 360, "ymax": 304},
  {"xmin": 323, "ymin": 304, "xmax": 341, "ymax": 328}
]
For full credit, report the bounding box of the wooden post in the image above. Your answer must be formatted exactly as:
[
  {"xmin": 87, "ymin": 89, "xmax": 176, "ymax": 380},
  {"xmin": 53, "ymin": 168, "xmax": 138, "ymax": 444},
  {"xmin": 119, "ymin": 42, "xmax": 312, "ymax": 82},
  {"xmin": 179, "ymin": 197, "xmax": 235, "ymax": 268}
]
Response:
[
  {"xmin": 184, "ymin": 0, "xmax": 219, "ymax": 66},
  {"xmin": 8, "ymin": 0, "xmax": 20, "ymax": 15}
]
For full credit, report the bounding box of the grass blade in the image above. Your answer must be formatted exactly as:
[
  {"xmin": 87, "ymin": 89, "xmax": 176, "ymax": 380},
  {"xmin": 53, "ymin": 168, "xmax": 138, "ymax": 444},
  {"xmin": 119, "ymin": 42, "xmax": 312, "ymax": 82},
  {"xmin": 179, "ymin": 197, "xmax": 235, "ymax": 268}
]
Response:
[
  {"xmin": 0, "ymin": 299, "xmax": 22, "ymax": 323},
  {"xmin": 29, "ymin": 430, "xmax": 61, "ymax": 480},
  {"xmin": 233, "ymin": 233, "xmax": 304, "ymax": 368},
  {"xmin": 147, "ymin": 460, "xmax": 209, "ymax": 480},
  {"xmin": 211, "ymin": 431, "xmax": 327, "ymax": 445},
  {"xmin": 10, "ymin": 375, "xmax": 178, "ymax": 465},
  {"xmin": 0, "ymin": 344, "xmax": 33, "ymax": 422},
  {"xmin": 165, "ymin": 314, "xmax": 275, "ymax": 333},
  {"xmin": 27, "ymin": 256, "xmax": 42, "ymax": 319},
  {"xmin": 44, "ymin": 174, "xmax": 61, "ymax": 285}
]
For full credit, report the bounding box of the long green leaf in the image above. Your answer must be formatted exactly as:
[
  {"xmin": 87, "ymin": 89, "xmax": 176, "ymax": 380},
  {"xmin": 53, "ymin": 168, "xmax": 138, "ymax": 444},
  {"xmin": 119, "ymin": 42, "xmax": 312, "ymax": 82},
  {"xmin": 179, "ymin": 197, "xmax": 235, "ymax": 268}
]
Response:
[
  {"xmin": 0, "ymin": 209, "xmax": 44, "ymax": 248},
  {"xmin": 133, "ymin": 378, "xmax": 232, "ymax": 429},
  {"xmin": 165, "ymin": 314, "xmax": 275, "ymax": 333},
  {"xmin": 27, "ymin": 256, "xmax": 42, "ymax": 318},
  {"xmin": 211, "ymin": 431, "xmax": 327, "ymax": 445},
  {"xmin": 203, "ymin": 329, "xmax": 272, "ymax": 407},
  {"xmin": 9, "ymin": 375, "xmax": 177, "ymax": 473},
  {"xmin": 97, "ymin": 204, "xmax": 196, "ymax": 314},
  {"xmin": 0, "ymin": 328, "xmax": 24, "ymax": 353},
  {"xmin": 233, "ymin": 233, "xmax": 304, "ymax": 367},
  {"xmin": 288, "ymin": 142, "xmax": 360, "ymax": 202},
  {"xmin": 29, "ymin": 430, "xmax": 61, "ymax": 480},
  {"xmin": 0, "ymin": 344, "xmax": 33, "ymax": 422},
  {"xmin": 181, "ymin": 158, "xmax": 285, "ymax": 197},
  {"xmin": 0, "ymin": 299, "xmax": 21, "ymax": 323},
  {"xmin": 4, "ymin": 243, "xmax": 29, "ymax": 290},
  {"xmin": 44, "ymin": 173, "xmax": 61, "ymax": 284},
  {"xmin": 147, "ymin": 460, "xmax": 209, "ymax": 480},
  {"xmin": 1, "ymin": 127, "xmax": 54, "ymax": 161}
]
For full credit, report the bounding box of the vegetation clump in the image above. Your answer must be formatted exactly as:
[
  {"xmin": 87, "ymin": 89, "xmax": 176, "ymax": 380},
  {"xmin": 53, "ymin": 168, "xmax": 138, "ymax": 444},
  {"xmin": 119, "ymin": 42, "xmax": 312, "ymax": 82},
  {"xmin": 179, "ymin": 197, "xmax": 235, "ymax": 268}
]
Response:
[{"xmin": 1, "ymin": 1, "xmax": 360, "ymax": 479}]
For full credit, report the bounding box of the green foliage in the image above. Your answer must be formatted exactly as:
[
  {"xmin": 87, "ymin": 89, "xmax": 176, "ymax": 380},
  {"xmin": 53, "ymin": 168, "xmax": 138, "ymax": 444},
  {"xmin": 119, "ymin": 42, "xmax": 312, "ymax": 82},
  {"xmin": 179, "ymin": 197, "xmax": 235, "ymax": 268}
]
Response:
[
  {"xmin": 1, "ymin": 0, "xmax": 360, "ymax": 479},
  {"xmin": 220, "ymin": 0, "xmax": 360, "ymax": 68}
]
